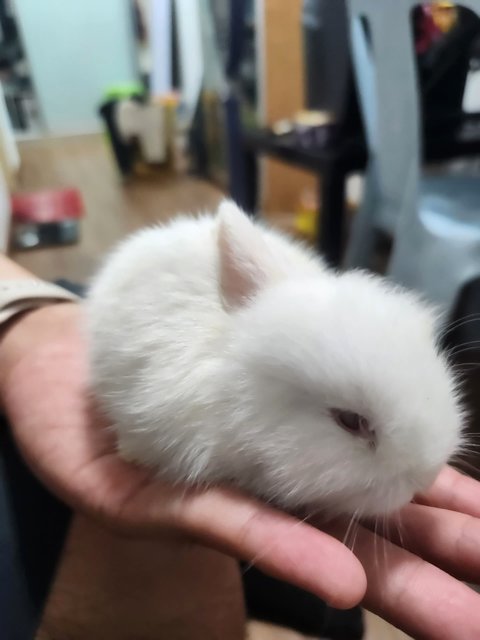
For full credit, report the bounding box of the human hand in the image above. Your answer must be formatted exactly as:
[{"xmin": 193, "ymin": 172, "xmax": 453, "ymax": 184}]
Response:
[
  {"xmin": 2, "ymin": 303, "xmax": 480, "ymax": 639},
  {"xmin": 0, "ymin": 303, "xmax": 365, "ymax": 609}
]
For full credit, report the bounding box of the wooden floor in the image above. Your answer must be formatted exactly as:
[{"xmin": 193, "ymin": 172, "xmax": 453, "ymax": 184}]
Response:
[
  {"xmin": 12, "ymin": 134, "xmax": 223, "ymax": 282},
  {"xmin": 12, "ymin": 135, "xmax": 409, "ymax": 640}
]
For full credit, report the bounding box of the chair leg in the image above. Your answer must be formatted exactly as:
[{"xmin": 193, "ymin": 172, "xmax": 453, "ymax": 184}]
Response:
[{"xmin": 317, "ymin": 164, "xmax": 347, "ymax": 267}]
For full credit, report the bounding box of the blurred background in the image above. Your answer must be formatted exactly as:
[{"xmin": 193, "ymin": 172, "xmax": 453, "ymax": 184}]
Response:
[{"xmin": 2, "ymin": 1, "xmax": 480, "ymax": 639}]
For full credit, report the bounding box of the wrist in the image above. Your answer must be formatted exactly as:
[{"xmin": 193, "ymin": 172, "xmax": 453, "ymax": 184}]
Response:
[{"xmin": 0, "ymin": 302, "xmax": 80, "ymax": 396}]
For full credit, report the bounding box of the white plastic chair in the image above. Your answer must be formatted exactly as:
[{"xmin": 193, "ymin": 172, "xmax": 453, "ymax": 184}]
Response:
[{"xmin": 345, "ymin": 0, "xmax": 480, "ymax": 315}]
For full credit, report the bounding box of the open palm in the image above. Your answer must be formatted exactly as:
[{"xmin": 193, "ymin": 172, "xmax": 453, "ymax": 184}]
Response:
[{"xmin": 2, "ymin": 303, "xmax": 480, "ymax": 639}]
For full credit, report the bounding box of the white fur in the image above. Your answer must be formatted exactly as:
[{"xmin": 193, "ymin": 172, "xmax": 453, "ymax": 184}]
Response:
[{"xmin": 85, "ymin": 200, "xmax": 464, "ymax": 517}]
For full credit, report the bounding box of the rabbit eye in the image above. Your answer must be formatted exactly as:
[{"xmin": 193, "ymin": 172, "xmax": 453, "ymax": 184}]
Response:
[
  {"xmin": 331, "ymin": 409, "xmax": 365, "ymax": 433},
  {"xmin": 330, "ymin": 409, "xmax": 376, "ymax": 448}
]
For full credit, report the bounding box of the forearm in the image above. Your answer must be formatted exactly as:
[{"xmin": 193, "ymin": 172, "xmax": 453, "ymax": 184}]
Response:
[{"xmin": 0, "ymin": 255, "xmax": 79, "ymax": 394}]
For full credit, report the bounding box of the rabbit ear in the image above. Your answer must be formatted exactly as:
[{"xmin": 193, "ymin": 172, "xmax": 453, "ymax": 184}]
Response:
[{"xmin": 217, "ymin": 200, "xmax": 281, "ymax": 310}]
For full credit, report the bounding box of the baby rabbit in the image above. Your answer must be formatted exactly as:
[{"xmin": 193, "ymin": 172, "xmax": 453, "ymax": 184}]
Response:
[{"xmin": 86, "ymin": 200, "xmax": 463, "ymax": 518}]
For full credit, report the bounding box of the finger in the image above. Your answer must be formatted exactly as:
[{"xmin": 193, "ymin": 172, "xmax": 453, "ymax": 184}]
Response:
[
  {"xmin": 386, "ymin": 503, "xmax": 480, "ymax": 584},
  {"xmin": 418, "ymin": 466, "xmax": 480, "ymax": 518},
  {"xmin": 329, "ymin": 521, "xmax": 480, "ymax": 640},
  {"xmin": 171, "ymin": 488, "xmax": 367, "ymax": 610}
]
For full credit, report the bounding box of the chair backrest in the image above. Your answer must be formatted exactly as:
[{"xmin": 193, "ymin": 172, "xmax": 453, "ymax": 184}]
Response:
[
  {"xmin": 347, "ymin": 0, "xmax": 480, "ymax": 237},
  {"xmin": 346, "ymin": 0, "xmax": 422, "ymax": 236}
]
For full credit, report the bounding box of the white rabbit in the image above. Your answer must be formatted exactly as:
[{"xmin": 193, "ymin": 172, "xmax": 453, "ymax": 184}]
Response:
[{"xmin": 85, "ymin": 200, "xmax": 463, "ymax": 518}]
